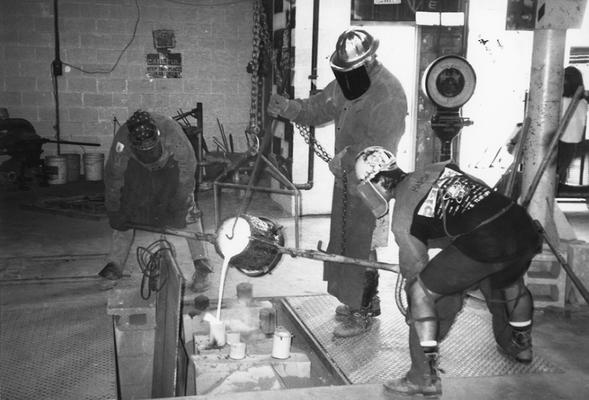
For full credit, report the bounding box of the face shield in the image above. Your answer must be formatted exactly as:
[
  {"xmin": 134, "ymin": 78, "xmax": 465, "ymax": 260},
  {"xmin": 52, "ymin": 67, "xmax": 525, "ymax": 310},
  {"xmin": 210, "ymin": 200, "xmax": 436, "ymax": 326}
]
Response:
[
  {"xmin": 332, "ymin": 65, "xmax": 371, "ymax": 100},
  {"xmin": 354, "ymin": 145, "xmax": 397, "ymax": 218},
  {"xmin": 357, "ymin": 179, "xmax": 389, "ymax": 218},
  {"xmin": 329, "ymin": 28, "xmax": 378, "ymax": 100}
]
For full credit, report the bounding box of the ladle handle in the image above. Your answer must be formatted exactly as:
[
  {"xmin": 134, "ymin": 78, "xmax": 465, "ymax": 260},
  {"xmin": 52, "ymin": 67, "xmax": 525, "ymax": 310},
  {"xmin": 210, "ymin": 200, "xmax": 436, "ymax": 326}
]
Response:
[
  {"xmin": 253, "ymin": 236, "xmax": 400, "ymax": 273},
  {"xmin": 128, "ymin": 223, "xmax": 217, "ymax": 244}
]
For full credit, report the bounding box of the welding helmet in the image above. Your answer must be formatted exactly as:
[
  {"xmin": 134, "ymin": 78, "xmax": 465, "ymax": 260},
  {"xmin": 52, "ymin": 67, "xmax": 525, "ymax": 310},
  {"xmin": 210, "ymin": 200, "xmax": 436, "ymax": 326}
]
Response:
[
  {"xmin": 330, "ymin": 28, "xmax": 379, "ymax": 100},
  {"xmin": 127, "ymin": 110, "xmax": 162, "ymax": 163},
  {"xmin": 355, "ymin": 146, "xmax": 397, "ymax": 218}
]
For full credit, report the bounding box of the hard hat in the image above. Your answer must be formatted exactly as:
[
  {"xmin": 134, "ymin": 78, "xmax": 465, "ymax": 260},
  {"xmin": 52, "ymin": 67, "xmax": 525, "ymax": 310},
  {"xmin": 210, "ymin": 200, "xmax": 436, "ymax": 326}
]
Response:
[
  {"xmin": 330, "ymin": 28, "xmax": 379, "ymax": 72},
  {"xmin": 127, "ymin": 110, "xmax": 160, "ymax": 151},
  {"xmin": 355, "ymin": 146, "xmax": 397, "ymax": 182}
]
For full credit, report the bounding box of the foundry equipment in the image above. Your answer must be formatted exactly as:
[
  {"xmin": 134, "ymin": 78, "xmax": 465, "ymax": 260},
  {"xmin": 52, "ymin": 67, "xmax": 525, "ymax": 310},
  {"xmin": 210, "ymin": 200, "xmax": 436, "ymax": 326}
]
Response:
[
  {"xmin": 422, "ymin": 55, "xmax": 476, "ymax": 161},
  {"xmin": 131, "ymin": 217, "xmax": 400, "ymax": 282}
]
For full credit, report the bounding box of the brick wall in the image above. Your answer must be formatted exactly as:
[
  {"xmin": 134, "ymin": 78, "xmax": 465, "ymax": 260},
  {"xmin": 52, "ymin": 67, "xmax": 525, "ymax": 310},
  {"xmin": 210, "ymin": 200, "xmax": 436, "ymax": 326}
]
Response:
[{"xmin": 0, "ymin": 0, "xmax": 254, "ymax": 157}]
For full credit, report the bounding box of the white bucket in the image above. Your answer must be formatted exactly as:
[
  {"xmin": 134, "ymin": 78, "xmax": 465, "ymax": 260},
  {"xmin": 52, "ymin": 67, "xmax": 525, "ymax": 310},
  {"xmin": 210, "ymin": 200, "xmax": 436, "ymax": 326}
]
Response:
[
  {"xmin": 63, "ymin": 153, "xmax": 81, "ymax": 182},
  {"xmin": 84, "ymin": 152, "xmax": 104, "ymax": 181},
  {"xmin": 45, "ymin": 155, "xmax": 67, "ymax": 185},
  {"xmin": 271, "ymin": 326, "xmax": 292, "ymax": 359}
]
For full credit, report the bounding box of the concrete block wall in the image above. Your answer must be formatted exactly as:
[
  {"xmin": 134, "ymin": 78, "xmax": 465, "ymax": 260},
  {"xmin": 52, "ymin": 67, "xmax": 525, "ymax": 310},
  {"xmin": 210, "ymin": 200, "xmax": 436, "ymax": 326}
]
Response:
[{"xmin": 0, "ymin": 0, "xmax": 254, "ymax": 160}]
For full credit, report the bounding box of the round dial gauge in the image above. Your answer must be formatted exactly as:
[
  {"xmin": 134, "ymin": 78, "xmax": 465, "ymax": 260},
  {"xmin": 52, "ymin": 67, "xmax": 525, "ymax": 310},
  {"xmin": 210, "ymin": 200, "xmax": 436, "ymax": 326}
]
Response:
[{"xmin": 422, "ymin": 55, "xmax": 476, "ymax": 108}]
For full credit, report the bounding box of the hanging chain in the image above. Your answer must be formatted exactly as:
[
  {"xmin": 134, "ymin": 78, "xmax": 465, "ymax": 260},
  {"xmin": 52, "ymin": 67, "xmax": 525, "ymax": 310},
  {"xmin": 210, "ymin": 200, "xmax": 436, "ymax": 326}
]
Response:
[
  {"xmin": 295, "ymin": 124, "xmax": 346, "ymax": 254},
  {"xmin": 293, "ymin": 123, "xmax": 332, "ymax": 163},
  {"xmin": 248, "ymin": 0, "xmax": 271, "ymax": 142}
]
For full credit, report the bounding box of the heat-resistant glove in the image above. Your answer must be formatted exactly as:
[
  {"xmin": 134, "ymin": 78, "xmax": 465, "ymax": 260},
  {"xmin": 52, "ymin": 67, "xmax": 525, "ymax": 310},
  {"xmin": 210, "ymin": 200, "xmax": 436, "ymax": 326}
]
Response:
[
  {"xmin": 328, "ymin": 146, "xmax": 350, "ymax": 179},
  {"xmin": 267, "ymin": 94, "xmax": 301, "ymax": 120}
]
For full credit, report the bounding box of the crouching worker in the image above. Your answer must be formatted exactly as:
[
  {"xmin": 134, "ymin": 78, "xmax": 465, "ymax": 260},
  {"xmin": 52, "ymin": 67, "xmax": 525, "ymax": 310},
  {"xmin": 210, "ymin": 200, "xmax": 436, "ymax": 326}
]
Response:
[
  {"xmin": 354, "ymin": 146, "xmax": 542, "ymax": 397},
  {"xmin": 99, "ymin": 109, "xmax": 212, "ymax": 292}
]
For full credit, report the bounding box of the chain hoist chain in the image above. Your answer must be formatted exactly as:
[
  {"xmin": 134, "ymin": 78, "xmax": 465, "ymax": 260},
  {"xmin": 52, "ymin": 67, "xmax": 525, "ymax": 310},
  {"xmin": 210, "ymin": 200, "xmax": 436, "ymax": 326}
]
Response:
[
  {"xmin": 293, "ymin": 123, "xmax": 332, "ymax": 162},
  {"xmin": 248, "ymin": 0, "xmax": 270, "ymax": 139},
  {"xmin": 295, "ymin": 123, "xmax": 347, "ymax": 254}
]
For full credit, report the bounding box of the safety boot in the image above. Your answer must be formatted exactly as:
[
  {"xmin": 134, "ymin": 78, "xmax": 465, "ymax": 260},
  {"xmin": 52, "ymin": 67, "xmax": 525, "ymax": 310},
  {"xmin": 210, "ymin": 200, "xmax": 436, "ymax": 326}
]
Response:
[
  {"xmin": 383, "ymin": 353, "xmax": 442, "ymax": 397},
  {"xmin": 190, "ymin": 258, "xmax": 212, "ymax": 293},
  {"xmin": 334, "ymin": 295, "xmax": 381, "ymax": 321},
  {"xmin": 498, "ymin": 328, "xmax": 533, "ymax": 364},
  {"xmin": 333, "ymin": 311, "xmax": 373, "ymax": 338}
]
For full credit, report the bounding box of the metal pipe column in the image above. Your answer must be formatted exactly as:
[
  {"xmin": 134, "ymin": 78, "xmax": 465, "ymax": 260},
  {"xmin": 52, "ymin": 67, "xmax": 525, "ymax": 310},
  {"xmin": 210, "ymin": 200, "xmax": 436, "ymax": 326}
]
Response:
[{"xmin": 522, "ymin": 28, "xmax": 566, "ymax": 242}]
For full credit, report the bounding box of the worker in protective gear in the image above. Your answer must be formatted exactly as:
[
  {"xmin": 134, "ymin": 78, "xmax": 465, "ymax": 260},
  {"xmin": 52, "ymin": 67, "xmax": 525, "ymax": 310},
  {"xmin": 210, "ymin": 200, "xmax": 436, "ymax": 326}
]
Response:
[
  {"xmin": 267, "ymin": 28, "xmax": 407, "ymax": 337},
  {"xmin": 100, "ymin": 110, "xmax": 212, "ymax": 292},
  {"xmin": 354, "ymin": 146, "xmax": 542, "ymax": 397}
]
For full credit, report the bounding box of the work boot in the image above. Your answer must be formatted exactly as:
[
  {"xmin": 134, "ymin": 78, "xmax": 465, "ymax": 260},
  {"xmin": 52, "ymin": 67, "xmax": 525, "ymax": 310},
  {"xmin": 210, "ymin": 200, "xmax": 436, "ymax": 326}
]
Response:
[
  {"xmin": 334, "ymin": 295, "xmax": 381, "ymax": 321},
  {"xmin": 333, "ymin": 311, "xmax": 373, "ymax": 338},
  {"xmin": 369, "ymin": 295, "xmax": 381, "ymax": 317},
  {"xmin": 335, "ymin": 304, "xmax": 351, "ymax": 321},
  {"xmin": 98, "ymin": 262, "xmax": 123, "ymax": 280},
  {"xmin": 498, "ymin": 328, "xmax": 533, "ymax": 364},
  {"xmin": 384, "ymin": 353, "xmax": 442, "ymax": 397},
  {"xmin": 190, "ymin": 258, "xmax": 212, "ymax": 293}
]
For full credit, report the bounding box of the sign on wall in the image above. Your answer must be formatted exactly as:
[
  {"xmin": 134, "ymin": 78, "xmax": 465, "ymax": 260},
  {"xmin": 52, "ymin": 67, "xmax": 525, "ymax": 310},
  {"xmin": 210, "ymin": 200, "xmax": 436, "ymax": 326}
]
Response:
[
  {"xmin": 146, "ymin": 29, "xmax": 182, "ymax": 79},
  {"xmin": 146, "ymin": 53, "xmax": 182, "ymax": 79}
]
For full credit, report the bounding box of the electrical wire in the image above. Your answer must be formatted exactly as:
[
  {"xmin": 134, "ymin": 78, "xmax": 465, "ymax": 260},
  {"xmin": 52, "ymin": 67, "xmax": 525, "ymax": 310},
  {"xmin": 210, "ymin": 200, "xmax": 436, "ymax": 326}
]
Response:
[
  {"xmin": 136, "ymin": 238, "xmax": 175, "ymax": 300},
  {"xmin": 61, "ymin": 0, "xmax": 140, "ymax": 75},
  {"xmin": 395, "ymin": 273, "xmax": 407, "ymax": 317}
]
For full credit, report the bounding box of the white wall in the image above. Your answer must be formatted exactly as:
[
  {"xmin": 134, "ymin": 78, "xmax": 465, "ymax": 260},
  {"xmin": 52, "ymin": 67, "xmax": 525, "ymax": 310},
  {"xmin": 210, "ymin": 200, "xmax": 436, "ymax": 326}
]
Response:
[
  {"xmin": 461, "ymin": 0, "xmax": 589, "ymax": 185},
  {"xmin": 288, "ymin": 0, "xmax": 417, "ymax": 215},
  {"xmin": 283, "ymin": 0, "xmax": 588, "ymax": 214}
]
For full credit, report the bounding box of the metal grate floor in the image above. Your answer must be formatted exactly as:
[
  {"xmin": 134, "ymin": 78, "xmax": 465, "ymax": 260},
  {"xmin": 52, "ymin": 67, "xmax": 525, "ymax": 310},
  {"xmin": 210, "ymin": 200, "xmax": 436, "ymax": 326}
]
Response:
[
  {"xmin": 0, "ymin": 298, "xmax": 117, "ymax": 400},
  {"xmin": 285, "ymin": 294, "xmax": 563, "ymax": 384}
]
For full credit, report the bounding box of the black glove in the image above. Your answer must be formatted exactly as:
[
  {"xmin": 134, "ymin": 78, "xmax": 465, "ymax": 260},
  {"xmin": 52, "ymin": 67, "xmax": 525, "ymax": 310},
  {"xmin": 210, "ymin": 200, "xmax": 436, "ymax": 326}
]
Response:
[{"xmin": 108, "ymin": 211, "xmax": 129, "ymax": 231}]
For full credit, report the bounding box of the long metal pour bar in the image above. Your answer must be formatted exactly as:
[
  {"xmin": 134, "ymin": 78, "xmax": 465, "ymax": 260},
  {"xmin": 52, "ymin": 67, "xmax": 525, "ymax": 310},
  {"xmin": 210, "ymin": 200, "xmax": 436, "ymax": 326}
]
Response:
[
  {"xmin": 128, "ymin": 224, "xmax": 399, "ymax": 274},
  {"xmin": 130, "ymin": 224, "xmax": 218, "ymax": 244},
  {"xmin": 249, "ymin": 236, "xmax": 400, "ymax": 274}
]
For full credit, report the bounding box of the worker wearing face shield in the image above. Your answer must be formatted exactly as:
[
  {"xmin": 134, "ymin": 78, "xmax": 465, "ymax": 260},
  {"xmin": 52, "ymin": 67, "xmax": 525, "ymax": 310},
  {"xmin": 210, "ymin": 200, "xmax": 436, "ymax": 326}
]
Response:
[
  {"xmin": 99, "ymin": 110, "xmax": 212, "ymax": 293},
  {"xmin": 354, "ymin": 146, "xmax": 542, "ymax": 397},
  {"xmin": 267, "ymin": 28, "xmax": 408, "ymax": 337}
]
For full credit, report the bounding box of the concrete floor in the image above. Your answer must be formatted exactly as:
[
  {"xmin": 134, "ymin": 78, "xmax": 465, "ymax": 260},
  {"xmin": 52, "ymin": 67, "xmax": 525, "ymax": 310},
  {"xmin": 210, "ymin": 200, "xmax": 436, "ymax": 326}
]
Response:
[{"xmin": 1, "ymin": 179, "xmax": 589, "ymax": 400}]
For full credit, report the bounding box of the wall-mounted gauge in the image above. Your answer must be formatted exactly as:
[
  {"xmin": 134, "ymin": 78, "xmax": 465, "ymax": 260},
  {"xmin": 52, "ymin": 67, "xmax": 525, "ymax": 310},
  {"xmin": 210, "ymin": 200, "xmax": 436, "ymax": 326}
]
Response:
[{"xmin": 422, "ymin": 55, "xmax": 476, "ymax": 109}]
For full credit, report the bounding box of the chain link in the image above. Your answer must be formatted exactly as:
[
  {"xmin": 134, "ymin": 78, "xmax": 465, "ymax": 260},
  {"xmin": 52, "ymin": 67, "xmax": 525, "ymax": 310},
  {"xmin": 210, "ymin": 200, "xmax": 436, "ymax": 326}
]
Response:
[
  {"xmin": 293, "ymin": 123, "xmax": 332, "ymax": 162},
  {"xmin": 248, "ymin": 0, "xmax": 271, "ymax": 139},
  {"xmin": 295, "ymin": 123, "xmax": 347, "ymax": 254}
]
